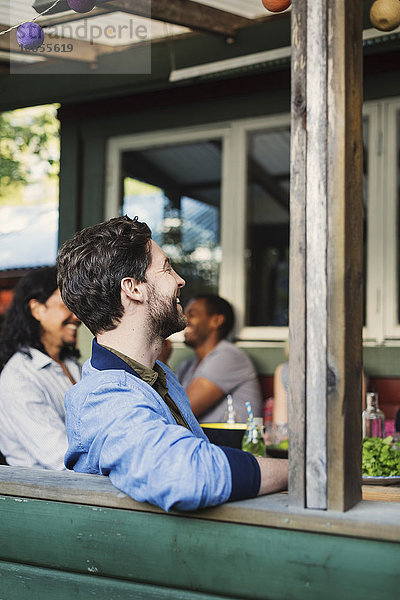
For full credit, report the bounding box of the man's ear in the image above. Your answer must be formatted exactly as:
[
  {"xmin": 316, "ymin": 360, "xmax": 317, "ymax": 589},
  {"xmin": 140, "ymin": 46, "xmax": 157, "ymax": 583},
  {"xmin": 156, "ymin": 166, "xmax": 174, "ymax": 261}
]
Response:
[
  {"xmin": 121, "ymin": 277, "xmax": 144, "ymax": 303},
  {"xmin": 29, "ymin": 299, "xmax": 43, "ymax": 321},
  {"xmin": 210, "ymin": 313, "xmax": 225, "ymax": 332}
]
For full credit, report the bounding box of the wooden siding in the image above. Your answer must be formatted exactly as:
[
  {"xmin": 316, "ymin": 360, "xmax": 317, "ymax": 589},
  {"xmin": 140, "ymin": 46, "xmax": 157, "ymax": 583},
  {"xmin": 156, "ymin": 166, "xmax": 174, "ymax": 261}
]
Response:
[{"xmin": 0, "ymin": 468, "xmax": 399, "ymax": 599}]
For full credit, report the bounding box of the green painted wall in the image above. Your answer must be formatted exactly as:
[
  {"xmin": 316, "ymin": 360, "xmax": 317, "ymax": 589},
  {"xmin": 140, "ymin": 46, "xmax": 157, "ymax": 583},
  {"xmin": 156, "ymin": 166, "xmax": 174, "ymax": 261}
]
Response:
[
  {"xmin": 169, "ymin": 345, "xmax": 400, "ymax": 378},
  {"xmin": 363, "ymin": 346, "xmax": 400, "ymax": 378},
  {"xmin": 169, "ymin": 345, "xmax": 287, "ymax": 377},
  {"xmin": 0, "ymin": 560, "xmax": 230, "ymax": 600},
  {"xmin": 0, "ymin": 495, "xmax": 399, "ymax": 600},
  {"xmin": 80, "ymin": 337, "xmax": 400, "ymax": 379}
]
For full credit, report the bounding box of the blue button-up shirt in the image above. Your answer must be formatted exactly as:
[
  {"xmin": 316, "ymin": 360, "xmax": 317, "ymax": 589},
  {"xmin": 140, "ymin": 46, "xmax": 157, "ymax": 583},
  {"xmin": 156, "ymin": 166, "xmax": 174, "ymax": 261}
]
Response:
[{"xmin": 65, "ymin": 340, "xmax": 260, "ymax": 512}]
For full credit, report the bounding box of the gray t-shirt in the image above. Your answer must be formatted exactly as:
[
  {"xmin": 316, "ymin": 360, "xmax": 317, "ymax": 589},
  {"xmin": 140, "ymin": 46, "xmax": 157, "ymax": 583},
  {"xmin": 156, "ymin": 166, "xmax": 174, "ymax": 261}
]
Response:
[{"xmin": 176, "ymin": 340, "xmax": 263, "ymax": 423}]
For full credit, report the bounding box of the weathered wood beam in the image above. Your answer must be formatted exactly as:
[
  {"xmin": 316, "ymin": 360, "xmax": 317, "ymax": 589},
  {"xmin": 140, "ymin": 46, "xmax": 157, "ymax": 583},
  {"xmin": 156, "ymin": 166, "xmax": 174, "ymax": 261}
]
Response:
[
  {"xmin": 326, "ymin": 0, "xmax": 364, "ymax": 512},
  {"xmin": 102, "ymin": 0, "xmax": 251, "ymax": 37},
  {"xmin": 33, "ymin": 0, "xmax": 251, "ymax": 37},
  {"xmin": 36, "ymin": 7, "xmax": 110, "ymax": 28},
  {"xmin": 289, "ymin": 0, "xmax": 307, "ymax": 510},
  {"xmin": 289, "ymin": 0, "xmax": 364, "ymax": 512}
]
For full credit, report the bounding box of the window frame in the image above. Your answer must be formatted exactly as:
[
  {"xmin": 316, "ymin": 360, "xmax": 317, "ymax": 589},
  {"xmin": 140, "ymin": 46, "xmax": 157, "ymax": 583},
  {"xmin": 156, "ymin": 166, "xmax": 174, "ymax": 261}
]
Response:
[
  {"xmin": 363, "ymin": 101, "xmax": 383, "ymax": 343},
  {"xmin": 105, "ymin": 102, "xmax": 400, "ymax": 345},
  {"xmin": 363, "ymin": 98, "xmax": 400, "ymax": 344},
  {"xmin": 105, "ymin": 115, "xmax": 291, "ymax": 342},
  {"xmin": 382, "ymin": 98, "xmax": 400, "ymax": 340},
  {"xmin": 229, "ymin": 114, "xmax": 291, "ymax": 341}
]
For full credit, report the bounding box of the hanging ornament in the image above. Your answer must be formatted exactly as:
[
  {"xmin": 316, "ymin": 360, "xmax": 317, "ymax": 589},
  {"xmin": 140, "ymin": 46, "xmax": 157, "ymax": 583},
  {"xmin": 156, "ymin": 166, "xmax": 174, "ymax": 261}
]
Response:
[
  {"xmin": 1, "ymin": 0, "xmax": 63, "ymax": 47},
  {"xmin": 261, "ymin": 0, "xmax": 292, "ymax": 13},
  {"xmin": 67, "ymin": 0, "xmax": 97, "ymax": 13},
  {"xmin": 17, "ymin": 22, "xmax": 44, "ymax": 50},
  {"xmin": 370, "ymin": 0, "xmax": 400, "ymax": 32}
]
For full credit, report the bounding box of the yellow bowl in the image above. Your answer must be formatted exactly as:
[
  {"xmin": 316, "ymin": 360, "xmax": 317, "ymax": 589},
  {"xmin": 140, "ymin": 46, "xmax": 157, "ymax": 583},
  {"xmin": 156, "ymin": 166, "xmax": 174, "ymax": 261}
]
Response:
[
  {"xmin": 201, "ymin": 423, "xmax": 247, "ymax": 448},
  {"xmin": 201, "ymin": 423, "xmax": 247, "ymax": 430}
]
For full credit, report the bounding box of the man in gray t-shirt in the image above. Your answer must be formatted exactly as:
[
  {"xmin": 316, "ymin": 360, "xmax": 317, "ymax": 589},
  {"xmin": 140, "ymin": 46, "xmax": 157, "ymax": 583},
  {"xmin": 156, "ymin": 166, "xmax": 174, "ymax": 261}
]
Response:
[{"xmin": 176, "ymin": 295, "xmax": 263, "ymax": 423}]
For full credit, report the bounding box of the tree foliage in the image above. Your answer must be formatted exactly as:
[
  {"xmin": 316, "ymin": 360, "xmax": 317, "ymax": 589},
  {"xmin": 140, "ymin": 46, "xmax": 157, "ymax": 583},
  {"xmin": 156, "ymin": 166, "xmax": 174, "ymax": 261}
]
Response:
[{"xmin": 0, "ymin": 104, "xmax": 60, "ymax": 204}]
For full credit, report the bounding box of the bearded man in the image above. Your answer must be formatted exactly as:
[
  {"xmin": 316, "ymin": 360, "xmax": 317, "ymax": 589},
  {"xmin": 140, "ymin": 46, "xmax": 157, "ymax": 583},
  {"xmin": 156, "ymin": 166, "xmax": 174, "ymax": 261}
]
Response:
[{"xmin": 57, "ymin": 216, "xmax": 287, "ymax": 512}]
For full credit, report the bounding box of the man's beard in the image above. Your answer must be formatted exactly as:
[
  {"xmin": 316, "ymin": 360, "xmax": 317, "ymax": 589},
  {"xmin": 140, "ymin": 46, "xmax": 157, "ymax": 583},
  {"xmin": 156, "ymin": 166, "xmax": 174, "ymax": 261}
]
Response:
[{"xmin": 147, "ymin": 283, "xmax": 187, "ymax": 341}]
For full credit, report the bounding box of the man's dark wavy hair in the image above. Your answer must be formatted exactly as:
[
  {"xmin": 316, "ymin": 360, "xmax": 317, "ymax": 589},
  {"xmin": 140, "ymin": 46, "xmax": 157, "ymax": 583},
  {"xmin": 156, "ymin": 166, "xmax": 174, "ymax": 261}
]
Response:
[
  {"xmin": 0, "ymin": 266, "xmax": 79, "ymax": 371},
  {"xmin": 194, "ymin": 294, "xmax": 235, "ymax": 340},
  {"xmin": 57, "ymin": 216, "xmax": 152, "ymax": 336}
]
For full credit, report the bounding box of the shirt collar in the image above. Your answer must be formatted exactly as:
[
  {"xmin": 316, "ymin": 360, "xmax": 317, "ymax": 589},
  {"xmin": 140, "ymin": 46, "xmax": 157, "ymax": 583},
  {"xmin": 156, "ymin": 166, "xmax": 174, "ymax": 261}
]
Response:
[
  {"xmin": 91, "ymin": 340, "xmax": 190, "ymax": 429},
  {"xmin": 101, "ymin": 344, "xmax": 159, "ymax": 386},
  {"xmin": 91, "ymin": 339, "xmax": 168, "ymax": 389},
  {"xmin": 91, "ymin": 339, "xmax": 142, "ymax": 378},
  {"xmin": 28, "ymin": 347, "xmax": 53, "ymax": 370}
]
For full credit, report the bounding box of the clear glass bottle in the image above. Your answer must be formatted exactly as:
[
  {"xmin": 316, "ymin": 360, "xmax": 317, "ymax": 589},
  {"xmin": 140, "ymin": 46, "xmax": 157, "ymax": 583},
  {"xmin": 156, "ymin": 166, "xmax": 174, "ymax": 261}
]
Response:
[
  {"xmin": 241, "ymin": 417, "xmax": 266, "ymax": 457},
  {"xmin": 224, "ymin": 394, "xmax": 236, "ymax": 425},
  {"xmin": 362, "ymin": 392, "xmax": 385, "ymax": 438}
]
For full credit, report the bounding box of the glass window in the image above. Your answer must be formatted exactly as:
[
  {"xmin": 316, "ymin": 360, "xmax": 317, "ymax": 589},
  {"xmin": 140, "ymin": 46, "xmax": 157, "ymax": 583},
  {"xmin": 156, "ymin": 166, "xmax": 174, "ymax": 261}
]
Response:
[
  {"xmin": 106, "ymin": 101, "xmax": 400, "ymax": 342},
  {"xmin": 363, "ymin": 117, "xmax": 369, "ymax": 327},
  {"xmin": 245, "ymin": 121, "xmax": 368, "ymax": 329},
  {"xmin": 0, "ymin": 104, "xmax": 59, "ymax": 271},
  {"xmin": 397, "ymin": 111, "xmax": 400, "ymax": 325},
  {"xmin": 245, "ymin": 127, "xmax": 290, "ymax": 326},
  {"xmin": 121, "ymin": 140, "xmax": 222, "ymax": 306}
]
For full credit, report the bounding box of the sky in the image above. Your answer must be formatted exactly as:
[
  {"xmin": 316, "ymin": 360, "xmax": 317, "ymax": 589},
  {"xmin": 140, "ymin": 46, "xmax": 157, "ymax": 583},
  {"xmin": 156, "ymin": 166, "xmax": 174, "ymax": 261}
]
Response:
[{"xmin": 0, "ymin": 202, "xmax": 58, "ymax": 270}]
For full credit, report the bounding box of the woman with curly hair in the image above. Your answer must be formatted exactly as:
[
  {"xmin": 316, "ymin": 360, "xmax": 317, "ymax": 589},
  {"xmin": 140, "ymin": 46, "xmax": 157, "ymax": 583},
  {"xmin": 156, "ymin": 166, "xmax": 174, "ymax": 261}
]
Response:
[{"xmin": 0, "ymin": 266, "xmax": 81, "ymax": 469}]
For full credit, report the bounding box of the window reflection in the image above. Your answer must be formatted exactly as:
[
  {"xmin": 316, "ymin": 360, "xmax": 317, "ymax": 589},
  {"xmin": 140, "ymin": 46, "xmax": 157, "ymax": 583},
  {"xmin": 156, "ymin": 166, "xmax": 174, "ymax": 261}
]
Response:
[
  {"xmin": 245, "ymin": 123, "xmax": 368, "ymax": 328},
  {"xmin": 363, "ymin": 117, "xmax": 369, "ymax": 328},
  {"xmin": 245, "ymin": 127, "xmax": 290, "ymax": 326},
  {"xmin": 121, "ymin": 140, "xmax": 222, "ymax": 307},
  {"xmin": 397, "ymin": 112, "xmax": 400, "ymax": 325}
]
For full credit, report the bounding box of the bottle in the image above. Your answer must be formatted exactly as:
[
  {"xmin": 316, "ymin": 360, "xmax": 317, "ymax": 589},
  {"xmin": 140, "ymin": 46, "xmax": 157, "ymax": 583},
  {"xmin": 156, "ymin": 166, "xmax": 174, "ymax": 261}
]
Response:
[
  {"xmin": 241, "ymin": 416, "xmax": 266, "ymax": 457},
  {"xmin": 362, "ymin": 392, "xmax": 385, "ymax": 438},
  {"xmin": 224, "ymin": 394, "xmax": 236, "ymax": 425}
]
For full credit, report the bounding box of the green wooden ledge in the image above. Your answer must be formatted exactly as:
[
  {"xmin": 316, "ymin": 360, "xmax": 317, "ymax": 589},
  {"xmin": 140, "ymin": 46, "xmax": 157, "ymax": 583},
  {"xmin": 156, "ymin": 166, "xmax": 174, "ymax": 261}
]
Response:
[
  {"xmin": 0, "ymin": 466, "xmax": 399, "ymax": 542},
  {"xmin": 0, "ymin": 467, "xmax": 399, "ymax": 600}
]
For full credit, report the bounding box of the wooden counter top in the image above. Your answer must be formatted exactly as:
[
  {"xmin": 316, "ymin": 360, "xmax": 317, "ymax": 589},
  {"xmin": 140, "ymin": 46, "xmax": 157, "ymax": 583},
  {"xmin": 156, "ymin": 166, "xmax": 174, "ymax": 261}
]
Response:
[{"xmin": 362, "ymin": 484, "xmax": 400, "ymax": 503}]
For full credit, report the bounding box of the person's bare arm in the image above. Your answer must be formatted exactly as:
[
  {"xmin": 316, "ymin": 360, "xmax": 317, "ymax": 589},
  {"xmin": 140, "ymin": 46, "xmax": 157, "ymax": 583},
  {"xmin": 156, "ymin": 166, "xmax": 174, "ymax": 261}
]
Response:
[
  {"xmin": 185, "ymin": 377, "xmax": 225, "ymax": 417},
  {"xmin": 272, "ymin": 363, "xmax": 288, "ymax": 425},
  {"xmin": 362, "ymin": 369, "xmax": 366, "ymax": 411},
  {"xmin": 255, "ymin": 457, "xmax": 288, "ymax": 495}
]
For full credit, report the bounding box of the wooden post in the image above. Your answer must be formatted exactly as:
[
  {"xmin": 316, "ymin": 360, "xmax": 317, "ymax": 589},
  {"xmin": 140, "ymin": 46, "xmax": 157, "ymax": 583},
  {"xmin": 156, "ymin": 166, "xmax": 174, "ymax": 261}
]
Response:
[
  {"xmin": 289, "ymin": 0, "xmax": 364, "ymax": 511},
  {"xmin": 289, "ymin": 0, "xmax": 307, "ymax": 508}
]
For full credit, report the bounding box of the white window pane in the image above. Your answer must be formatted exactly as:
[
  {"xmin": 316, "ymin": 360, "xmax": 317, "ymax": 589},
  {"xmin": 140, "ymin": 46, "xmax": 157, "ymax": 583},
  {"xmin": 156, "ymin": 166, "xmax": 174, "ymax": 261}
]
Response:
[
  {"xmin": 245, "ymin": 127, "xmax": 290, "ymax": 326},
  {"xmin": 121, "ymin": 140, "xmax": 222, "ymax": 306},
  {"xmin": 396, "ymin": 111, "xmax": 400, "ymax": 325}
]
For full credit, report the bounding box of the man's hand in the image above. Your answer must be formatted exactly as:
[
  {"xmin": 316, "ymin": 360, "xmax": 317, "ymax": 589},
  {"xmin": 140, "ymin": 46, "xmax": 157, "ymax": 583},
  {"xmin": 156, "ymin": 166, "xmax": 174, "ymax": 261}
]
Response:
[{"xmin": 255, "ymin": 457, "xmax": 288, "ymax": 496}]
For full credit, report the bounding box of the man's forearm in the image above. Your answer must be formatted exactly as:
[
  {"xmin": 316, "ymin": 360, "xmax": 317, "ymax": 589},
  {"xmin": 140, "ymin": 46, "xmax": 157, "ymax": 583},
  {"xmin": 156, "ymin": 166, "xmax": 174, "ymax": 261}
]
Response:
[{"xmin": 255, "ymin": 457, "xmax": 288, "ymax": 496}]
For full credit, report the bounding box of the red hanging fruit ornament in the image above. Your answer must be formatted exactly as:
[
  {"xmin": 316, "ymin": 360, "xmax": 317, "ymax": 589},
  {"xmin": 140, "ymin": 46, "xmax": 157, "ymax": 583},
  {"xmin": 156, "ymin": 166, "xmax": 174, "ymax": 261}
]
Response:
[
  {"xmin": 261, "ymin": 0, "xmax": 292, "ymax": 13},
  {"xmin": 370, "ymin": 0, "xmax": 400, "ymax": 32}
]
